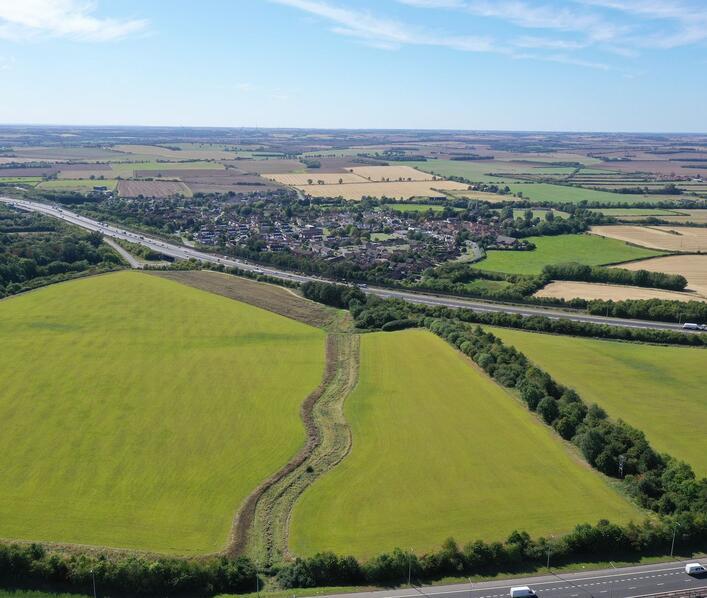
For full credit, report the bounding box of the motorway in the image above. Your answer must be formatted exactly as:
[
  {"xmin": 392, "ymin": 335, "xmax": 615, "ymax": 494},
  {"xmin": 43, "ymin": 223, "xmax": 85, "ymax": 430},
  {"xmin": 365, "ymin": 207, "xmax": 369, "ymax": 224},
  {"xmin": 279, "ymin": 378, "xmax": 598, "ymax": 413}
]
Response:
[
  {"xmin": 317, "ymin": 561, "xmax": 706, "ymax": 598},
  {"xmin": 1, "ymin": 196, "xmax": 701, "ymax": 334}
]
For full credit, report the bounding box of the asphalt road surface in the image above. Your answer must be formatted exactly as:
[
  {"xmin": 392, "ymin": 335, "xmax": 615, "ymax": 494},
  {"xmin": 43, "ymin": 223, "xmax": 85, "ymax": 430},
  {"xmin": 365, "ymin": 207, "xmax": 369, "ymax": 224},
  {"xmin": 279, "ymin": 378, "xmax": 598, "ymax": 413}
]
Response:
[
  {"xmin": 318, "ymin": 561, "xmax": 706, "ymax": 598},
  {"xmin": 2, "ymin": 197, "xmax": 703, "ymax": 335}
]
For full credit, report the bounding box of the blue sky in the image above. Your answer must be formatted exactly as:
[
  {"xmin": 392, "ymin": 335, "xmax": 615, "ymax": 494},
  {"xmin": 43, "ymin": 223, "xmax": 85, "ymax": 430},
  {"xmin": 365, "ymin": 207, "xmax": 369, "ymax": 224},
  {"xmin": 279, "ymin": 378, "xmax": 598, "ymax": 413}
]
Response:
[{"xmin": 0, "ymin": 0, "xmax": 705, "ymax": 132}]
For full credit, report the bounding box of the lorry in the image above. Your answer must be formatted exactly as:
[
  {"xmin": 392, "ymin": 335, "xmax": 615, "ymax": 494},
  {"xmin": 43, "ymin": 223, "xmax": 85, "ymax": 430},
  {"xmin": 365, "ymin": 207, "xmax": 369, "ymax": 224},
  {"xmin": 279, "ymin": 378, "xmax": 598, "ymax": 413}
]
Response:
[{"xmin": 510, "ymin": 587, "xmax": 536, "ymax": 597}]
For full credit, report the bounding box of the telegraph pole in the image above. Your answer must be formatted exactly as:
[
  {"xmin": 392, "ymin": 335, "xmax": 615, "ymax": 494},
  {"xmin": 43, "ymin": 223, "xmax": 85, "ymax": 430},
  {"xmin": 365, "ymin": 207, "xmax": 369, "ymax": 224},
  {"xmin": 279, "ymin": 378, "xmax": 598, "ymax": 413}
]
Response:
[{"xmin": 670, "ymin": 522, "xmax": 681, "ymax": 558}]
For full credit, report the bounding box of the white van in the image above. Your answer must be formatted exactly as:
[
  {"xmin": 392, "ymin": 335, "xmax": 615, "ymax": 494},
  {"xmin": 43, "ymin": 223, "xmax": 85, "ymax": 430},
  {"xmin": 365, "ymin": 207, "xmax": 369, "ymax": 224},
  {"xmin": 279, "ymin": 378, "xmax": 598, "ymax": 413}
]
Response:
[
  {"xmin": 685, "ymin": 563, "xmax": 706, "ymax": 575},
  {"xmin": 510, "ymin": 587, "xmax": 536, "ymax": 597},
  {"xmin": 682, "ymin": 322, "xmax": 700, "ymax": 330}
]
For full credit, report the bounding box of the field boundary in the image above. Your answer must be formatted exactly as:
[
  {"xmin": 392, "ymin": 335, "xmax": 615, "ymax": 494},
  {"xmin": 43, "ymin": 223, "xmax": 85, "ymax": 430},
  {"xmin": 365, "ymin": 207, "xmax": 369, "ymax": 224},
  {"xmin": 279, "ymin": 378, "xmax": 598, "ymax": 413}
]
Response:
[{"xmin": 229, "ymin": 329, "xmax": 359, "ymax": 560}]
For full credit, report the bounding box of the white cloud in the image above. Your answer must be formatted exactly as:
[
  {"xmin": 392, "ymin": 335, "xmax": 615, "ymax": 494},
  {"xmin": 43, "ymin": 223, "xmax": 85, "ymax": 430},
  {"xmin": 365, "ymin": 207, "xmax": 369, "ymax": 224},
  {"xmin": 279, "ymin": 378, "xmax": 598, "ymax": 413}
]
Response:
[
  {"xmin": 0, "ymin": 56, "xmax": 14, "ymax": 70},
  {"xmin": 0, "ymin": 0, "xmax": 147, "ymax": 42},
  {"xmin": 271, "ymin": 0, "xmax": 497, "ymax": 53}
]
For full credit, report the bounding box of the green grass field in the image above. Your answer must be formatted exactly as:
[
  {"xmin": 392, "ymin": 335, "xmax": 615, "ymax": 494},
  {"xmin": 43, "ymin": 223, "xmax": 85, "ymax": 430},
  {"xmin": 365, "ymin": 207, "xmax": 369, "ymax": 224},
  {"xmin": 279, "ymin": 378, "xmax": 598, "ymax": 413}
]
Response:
[
  {"xmin": 476, "ymin": 234, "xmax": 662, "ymax": 275},
  {"xmin": 482, "ymin": 327, "xmax": 707, "ymax": 478},
  {"xmin": 384, "ymin": 203, "xmax": 447, "ymax": 213},
  {"xmin": 506, "ymin": 183, "xmax": 662, "ymax": 205},
  {"xmin": 407, "ymin": 159, "xmax": 507, "ymax": 183},
  {"xmin": 0, "ymin": 271, "xmax": 326, "ymax": 554},
  {"xmin": 0, "ymin": 177, "xmax": 42, "ymax": 185},
  {"xmin": 290, "ymin": 329, "xmax": 641, "ymax": 558},
  {"xmin": 36, "ymin": 179, "xmax": 118, "ymax": 192}
]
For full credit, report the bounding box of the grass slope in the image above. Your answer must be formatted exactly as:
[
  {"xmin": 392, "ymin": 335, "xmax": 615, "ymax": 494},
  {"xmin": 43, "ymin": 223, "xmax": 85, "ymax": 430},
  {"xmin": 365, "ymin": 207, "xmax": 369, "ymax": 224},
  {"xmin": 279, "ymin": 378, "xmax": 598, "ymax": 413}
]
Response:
[
  {"xmin": 482, "ymin": 327, "xmax": 707, "ymax": 477},
  {"xmin": 290, "ymin": 329, "xmax": 640, "ymax": 558},
  {"xmin": 0, "ymin": 271, "xmax": 326, "ymax": 554},
  {"xmin": 476, "ymin": 234, "xmax": 662, "ymax": 275}
]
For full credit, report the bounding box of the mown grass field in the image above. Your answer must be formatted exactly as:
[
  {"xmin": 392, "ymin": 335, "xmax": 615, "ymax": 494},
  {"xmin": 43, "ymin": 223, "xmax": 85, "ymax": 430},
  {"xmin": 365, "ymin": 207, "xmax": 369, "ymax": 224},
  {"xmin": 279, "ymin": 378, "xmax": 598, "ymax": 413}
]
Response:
[
  {"xmin": 0, "ymin": 271, "xmax": 326, "ymax": 554},
  {"xmin": 483, "ymin": 327, "xmax": 707, "ymax": 477},
  {"xmin": 36, "ymin": 179, "xmax": 118, "ymax": 192},
  {"xmin": 290, "ymin": 329, "xmax": 641, "ymax": 558},
  {"xmin": 476, "ymin": 234, "xmax": 662, "ymax": 275}
]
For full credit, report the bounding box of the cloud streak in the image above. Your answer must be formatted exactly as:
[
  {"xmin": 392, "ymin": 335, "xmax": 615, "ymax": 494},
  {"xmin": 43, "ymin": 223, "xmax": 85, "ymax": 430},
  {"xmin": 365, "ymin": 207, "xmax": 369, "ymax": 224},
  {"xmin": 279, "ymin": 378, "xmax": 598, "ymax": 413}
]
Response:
[{"xmin": 0, "ymin": 0, "xmax": 147, "ymax": 42}]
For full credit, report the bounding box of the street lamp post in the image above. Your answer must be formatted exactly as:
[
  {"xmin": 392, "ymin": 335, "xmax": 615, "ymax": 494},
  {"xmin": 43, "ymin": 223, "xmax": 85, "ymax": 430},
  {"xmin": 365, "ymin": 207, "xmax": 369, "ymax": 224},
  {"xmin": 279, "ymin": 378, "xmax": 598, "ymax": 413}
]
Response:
[
  {"xmin": 408, "ymin": 548, "xmax": 413, "ymax": 587},
  {"xmin": 91, "ymin": 569, "xmax": 97, "ymax": 598}
]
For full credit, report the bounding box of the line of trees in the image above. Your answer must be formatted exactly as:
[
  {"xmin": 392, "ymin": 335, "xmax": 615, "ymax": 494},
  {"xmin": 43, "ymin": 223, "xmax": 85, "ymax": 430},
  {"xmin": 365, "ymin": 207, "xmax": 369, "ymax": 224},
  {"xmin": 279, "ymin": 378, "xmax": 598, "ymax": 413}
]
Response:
[
  {"xmin": 543, "ymin": 262, "xmax": 688, "ymax": 291},
  {"xmin": 277, "ymin": 515, "xmax": 707, "ymax": 589}
]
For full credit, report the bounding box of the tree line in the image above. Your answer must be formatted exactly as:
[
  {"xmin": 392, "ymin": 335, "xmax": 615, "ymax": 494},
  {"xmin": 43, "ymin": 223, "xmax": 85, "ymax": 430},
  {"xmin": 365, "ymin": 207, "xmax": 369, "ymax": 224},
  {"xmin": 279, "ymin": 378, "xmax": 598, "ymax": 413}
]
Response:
[{"xmin": 543, "ymin": 262, "xmax": 688, "ymax": 291}]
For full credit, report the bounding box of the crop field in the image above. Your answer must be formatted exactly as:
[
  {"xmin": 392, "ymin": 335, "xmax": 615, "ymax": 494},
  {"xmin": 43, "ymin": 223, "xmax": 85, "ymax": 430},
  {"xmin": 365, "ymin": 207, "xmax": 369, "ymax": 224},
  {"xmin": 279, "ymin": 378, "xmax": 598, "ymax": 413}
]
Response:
[
  {"xmin": 296, "ymin": 179, "xmax": 469, "ymax": 200},
  {"xmin": 618, "ymin": 254, "xmax": 707, "ymax": 297},
  {"xmin": 595, "ymin": 208, "xmax": 683, "ymax": 217},
  {"xmin": 266, "ymin": 172, "xmax": 366, "ymax": 185},
  {"xmin": 652, "ymin": 209, "xmax": 707, "ymax": 223},
  {"xmin": 36, "ymin": 178, "xmax": 118, "ymax": 192},
  {"xmin": 117, "ymin": 180, "xmax": 192, "ymax": 198},
  {"xmin": 407, "ymin": 159, "xmax": 515, "ymax": 183},
  {"xmin": 112, "ymin": 143, "xmax": 236, "ymax": 161},
  {"xmin": 109, "ymin": 160, "xmax": 225, "ymax": 178},
  {"xmin": 0, "ymin": 176, "xmax": 42, "ymax": 184},
  {"xmin": 475, "ymin": 234, "xmax": 662, "ymax": 275},
  {"xmin": 505, "ymin": 183, "xmax": 660, "ymax": 205},
  {"xmin": 383, "ymin": 203, "xmax": 451, "ymax": 213},
  {"xmin": 590, "ymin": 225, "xmax": 707, "ymax": 251},
  {"xmin": 152, "ymin": 270, "xmax": 338, "ymax": 329},
  {"xmin": 483, "ymin": 327, "xmax": 707, "ymax": 477},
  {"xmin": 289, "ymin": 329, "xmax": 640, "ymax": 558},
  {"xmin": 0, "ymin": 271, "xmax": 326, "ymax": 554},
  {"xmin": 534, "ymin": 281, "xmax": 702, "ymax": 302},
  {"xmin": 346, "ymin": 165, "xmax": 435, "ymax": 181},
  {"xmin": 229, "ymin": 159, "xmax": 305, "ymax": 174}
]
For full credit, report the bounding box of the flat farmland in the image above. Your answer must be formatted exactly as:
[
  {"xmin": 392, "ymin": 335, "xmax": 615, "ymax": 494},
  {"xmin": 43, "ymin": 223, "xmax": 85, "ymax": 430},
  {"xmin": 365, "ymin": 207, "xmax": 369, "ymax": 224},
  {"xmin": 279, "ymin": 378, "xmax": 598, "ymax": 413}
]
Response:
[
  {"xmin": 117, "ymin": 180, "xmax": 192, "ymax": 198},
  {"xmin": 506, "ymin": 183, "xmax": 659, "ymax": 205},
  {"xmin": 618, "ymin": 254, "xmax": 707, "ymax": 297},
  {"xmin": 297, "ymin": 179, "xmax": 468, "ymax": 200},
  {"xmin": 226, "ymin": 159, "xmax": 304, "ymax": 174},
  {"xmin": 407, "ymin": 159, "xmax": 514, "ymax": 183},
  {"xmin": 109, "ymin": 160, "xmax": 225, "ymax": 178},
  {"xmin": 484, "ymin": 327, "xmax": 707, "ymax": 477},
  {"xmin": 534, "ymin": 281, "xmax": 703, "ymax": 302},
  {"xmin": 267, "ymin": 172, "xmax": 366, "ymax": 185},
  {"xmin": 476, "ymin": 234, "xmax": 662, "ymax": 275},
  {"xmin": 289, "ymin": 329, "xmax": 640, "ymax": 558},
  {"xmin": 590, "ymin": 225, "xmax": 707, "ymax": 251},
  {"xmin": 113, "ymin": 144, "xmax": 236, "ymax": 161},
  {"xmin": 346, "ymin": 165, "xmax": 435, "ymax": 181},
  {"xmin": 655, "ymin": 209, "xmax": 707, "ymax": 223},
  {"xmin": 37, "ymin": 179, "xmax": 118, "ymax": 192},
  {"xmin": 0, "ymin": 271, "xmax": 326, "ymax": 554},
  {"xmin": 176, "ymin": 173, "xmax": 281, "ymax": 194}
]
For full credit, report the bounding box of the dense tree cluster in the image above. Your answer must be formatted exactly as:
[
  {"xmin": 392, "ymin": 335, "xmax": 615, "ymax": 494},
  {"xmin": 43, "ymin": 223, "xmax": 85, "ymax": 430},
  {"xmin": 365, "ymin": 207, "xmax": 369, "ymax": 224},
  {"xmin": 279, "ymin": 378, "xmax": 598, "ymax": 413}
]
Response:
[
  {"xmin": 0, "ymin": 543, "xmax": 257, "ymax": 596},
  {"xmin": 587, "ymin": 298, "xmax": 707, "ymax": 324},
  {"xmin": 0, "ymin": 206, "xmax": 122, "ymax": 297}
]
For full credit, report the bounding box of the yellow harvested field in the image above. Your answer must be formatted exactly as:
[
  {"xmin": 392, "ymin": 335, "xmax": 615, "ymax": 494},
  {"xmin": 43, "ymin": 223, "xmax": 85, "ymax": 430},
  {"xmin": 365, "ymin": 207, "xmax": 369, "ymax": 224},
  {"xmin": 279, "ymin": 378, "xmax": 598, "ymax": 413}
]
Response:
[
  {"xmin": 297, "ymin": 179, "xmax": 469, "ymax": 200},
  {"xmin": 534, "ymin": 280, "xmax": 704, "ymax": 303},
  {"xmin": 266, "ymin": 172, "xmax": 366, "ymax": 185},
  {"xmin": 346, "ymin": 165, "xmax": 436, "ymax": 181},
  {"xmin": 659, "ymin": 210, "xmax": 707, "ymax": 224},
  {"xmin": 590, "ymin": 225, "xmax": 707, "ymax": 251},
  {"xmin": 618, "ymin": 255, "xmax": 707, "ymax": 298}
]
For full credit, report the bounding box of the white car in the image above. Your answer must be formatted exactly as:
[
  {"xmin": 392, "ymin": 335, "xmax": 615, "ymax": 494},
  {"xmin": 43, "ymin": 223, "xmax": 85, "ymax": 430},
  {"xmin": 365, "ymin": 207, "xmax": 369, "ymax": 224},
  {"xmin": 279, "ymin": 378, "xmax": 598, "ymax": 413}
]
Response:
[
  {"xmin": 510, "ymin": 587, "xmax": 536, "ymax": 597},
  {"xmin": 685, "ymin": 563, "xmax": 706, "ymax": 576}
]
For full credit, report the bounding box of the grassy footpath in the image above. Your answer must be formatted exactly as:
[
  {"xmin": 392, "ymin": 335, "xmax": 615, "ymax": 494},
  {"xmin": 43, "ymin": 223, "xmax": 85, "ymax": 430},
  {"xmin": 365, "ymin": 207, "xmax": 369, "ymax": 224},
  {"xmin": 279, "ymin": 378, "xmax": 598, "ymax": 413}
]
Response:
[
  {"xmin": 0, "ymin": 271, "xmax": 326, "ymax": 554},
  {"xmin": 483, "ymin": 327, "xmax": 707, "ymax": 477},
  {"xmin": 476, "ymin": 234, "xmax": 663, "ymax": 275},
  {"xmin": 290, "ymin": 329, "xmax": 641, "ymax": 559}
]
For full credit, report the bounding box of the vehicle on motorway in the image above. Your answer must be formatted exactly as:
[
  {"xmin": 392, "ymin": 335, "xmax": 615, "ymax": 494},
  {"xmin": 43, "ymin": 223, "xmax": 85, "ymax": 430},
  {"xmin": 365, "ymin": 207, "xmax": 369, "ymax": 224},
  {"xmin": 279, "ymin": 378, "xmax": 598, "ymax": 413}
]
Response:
[
  {"xmin": 682, "ymin": 323, "xmax": 701, "ymax": 330},
  {"xmin": 685, "ymin": 562, "xmax": 706, "ymax": 575},
  {"xmin": 510, "ymin": 586, "xmax": 536, "ymax": 597}
]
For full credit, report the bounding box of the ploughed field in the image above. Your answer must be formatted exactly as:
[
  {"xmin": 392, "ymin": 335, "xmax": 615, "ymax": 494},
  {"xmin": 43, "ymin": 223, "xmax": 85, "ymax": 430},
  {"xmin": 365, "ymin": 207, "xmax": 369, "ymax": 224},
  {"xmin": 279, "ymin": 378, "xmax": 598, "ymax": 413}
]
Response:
[
  {"xmin": 484, "ymin": 327, "xmax": 707, "ymax": 478},
  {"xmin": 289, "ymin": 329, "xmax": 641, "ymax": 558},
  {"xmin": 476, "ymin": 234, "xmax": 663, "ymax": 275},
  {"xmin": 0, "ymin": 271, "xmax": 326, "ymax": 554}
]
